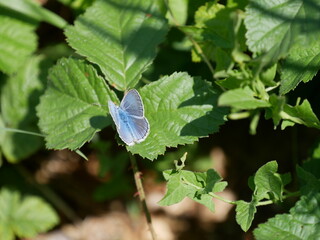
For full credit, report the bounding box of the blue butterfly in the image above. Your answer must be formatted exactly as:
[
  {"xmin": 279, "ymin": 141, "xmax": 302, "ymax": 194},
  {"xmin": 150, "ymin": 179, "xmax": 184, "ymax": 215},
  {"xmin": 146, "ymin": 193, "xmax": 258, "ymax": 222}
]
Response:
[{"xmin": 108, "ymin": 89, "xmax": 150, "ymax": 146}]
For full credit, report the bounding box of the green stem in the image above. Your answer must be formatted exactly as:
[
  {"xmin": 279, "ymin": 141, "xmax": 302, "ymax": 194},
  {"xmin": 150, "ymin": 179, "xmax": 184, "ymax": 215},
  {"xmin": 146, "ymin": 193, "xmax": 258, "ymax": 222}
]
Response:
[
  {"xmin": 1, "ymin": 127, "xmax": 45, "ymax": 137},
  {"xmin": 181, "ymin": 178, "xmax": 237, "ymax": 205},
  {"xmin": 164, "ymin": 0, "xmax": 216, "ymax": 79},
  {"xmin": 129, "ymin": 153, "xmax": 156, "ymax": 240},
  {"xmin": 256, "ymin": 191, "xmax": 301, "ymax": 206}
]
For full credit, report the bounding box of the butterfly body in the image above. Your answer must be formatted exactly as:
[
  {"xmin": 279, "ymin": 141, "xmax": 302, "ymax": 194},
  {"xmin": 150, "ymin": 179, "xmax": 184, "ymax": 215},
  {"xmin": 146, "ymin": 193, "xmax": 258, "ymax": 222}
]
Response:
[{"xmin": 108, "ymin": 89, "xmax": 150, "ymax": 146}]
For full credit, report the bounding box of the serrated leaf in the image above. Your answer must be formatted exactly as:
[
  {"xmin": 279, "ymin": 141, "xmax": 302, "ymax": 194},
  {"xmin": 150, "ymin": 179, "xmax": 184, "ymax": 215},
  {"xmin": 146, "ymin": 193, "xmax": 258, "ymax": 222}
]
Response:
[
  {"xmin": 280, "ymin": 37, "xmax": 320, "ymax": 94},
  {"xmin": 0, "ymin": 15, "xmax": 37, "ymax": 74},
  {"xmin": 245, "ymin": 0, "xmax": 302, "ymax": 54},
  {"xmin": 254, "ymin": 192, "xmax": 320, "ymax": 240},
  {"xmin": 65, "ymin": 0, "xmax": 168, "ymax": 91},
  {"xmin": 254, "ymin": 161, "xmax": 283, "ymax": 201},
  {"xmin": 235, "ymin": 200, "xmax": 257, "ymax": 232},
  {"xmin": 0, "ymin": 55, "xmax": 48, "ymax": 162},
  {"xmin": 0, "ymin": 0, "xmax": 67, "ymax": 28},
  {"xmin": 37, "ymin": 58, "xmax": 118, "ymax": 150},
  {"xmin": 0, "ymin": 187, "xmax": 59, "ymax": 240},
  {"xmin": 126, "ymin": 72, "xmax": 227, "ymax": 160},
  {"xmin": 281, "ymin": 99, "xmax": 320, "ymax": 129},
  {"xmin": 218, "ymin": 86, "xmax": 270, "ymax": 110}
]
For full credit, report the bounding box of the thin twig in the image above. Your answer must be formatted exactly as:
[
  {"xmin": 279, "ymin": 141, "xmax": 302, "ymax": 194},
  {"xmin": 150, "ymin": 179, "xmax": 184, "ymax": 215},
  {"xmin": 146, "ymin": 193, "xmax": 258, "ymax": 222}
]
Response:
[{"xmin": 129, "ymin": 153, "xmax": 156, "ymax": 240}]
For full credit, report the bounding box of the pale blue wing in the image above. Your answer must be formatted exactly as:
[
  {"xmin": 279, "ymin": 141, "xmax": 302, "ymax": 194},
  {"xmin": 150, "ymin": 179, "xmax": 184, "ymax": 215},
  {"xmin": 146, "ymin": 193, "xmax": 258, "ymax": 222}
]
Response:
[
  {"xmin": 108, "ymin": 100, "xmax": 121, "ymax": 130},
  {"xmin": 117, "ymin": 113, "xmax": 136, "ymax": 146},
  {"xmin": 120, "ymin": 89, "xmax": 144, "ymax": 117},
  {"xmin": 127, "ymin": 115, "xmax": 150, "ymax": 143}
]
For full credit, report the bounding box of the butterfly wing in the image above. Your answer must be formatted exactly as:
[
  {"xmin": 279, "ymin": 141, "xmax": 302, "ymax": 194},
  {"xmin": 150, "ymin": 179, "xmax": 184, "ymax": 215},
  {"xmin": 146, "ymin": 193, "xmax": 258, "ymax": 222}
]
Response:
[
  {"xmin": 127, "ymin": 115, "xmax": 150, "ymax": 144},
  {"xmin": 120, "ymin": 89, "xmax": 144, "ymax": 117},
  {"xmin": 108, "ymin": 100, "xmax": 121, "ymax": 129}
]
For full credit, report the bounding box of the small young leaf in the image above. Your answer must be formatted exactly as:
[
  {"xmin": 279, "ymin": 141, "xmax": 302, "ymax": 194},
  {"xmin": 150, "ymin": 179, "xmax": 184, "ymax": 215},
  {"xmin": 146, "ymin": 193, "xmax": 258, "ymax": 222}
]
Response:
[
  {"xmin": 254, "ymin": 192, "xmax": 320, "ymax": 240},
  {"xmin": 281, "ymin": 99, "xmax": 320, "ymax": 130},
  {"xmin": 254, "ymin": 161, "xmax": 283, "ymax": 201},
  {"xmin": 159, "ymin": 167, "xmax": 227, "ymax": 212},
  {"xmin": 0, "ymin": 187, "xmax": 59, "ymax": 240},
  {"xmin": 218, "ymin": 86, "xmax": 270, "ymax": 110},
  {"xmin": 0, "ymin": 55, "xmax": 47, "ymax": 162},
  {"xmin": 235, "ymin": 200, "xmax": 257, "ymax": 232},
  {"xmin": 0, "ymin": 15, "xmax": 37, "ymax": 74},
  {"xmin": 37, "ymin": 58, "xmax": 118, "ymax": 150},
  {"xmin": 65, "ymin": 0, "xmax": 168, "ymax": 91},
  {"xmin": 127, "ymin": 72, "xmax": 227, "ymax": 160}
]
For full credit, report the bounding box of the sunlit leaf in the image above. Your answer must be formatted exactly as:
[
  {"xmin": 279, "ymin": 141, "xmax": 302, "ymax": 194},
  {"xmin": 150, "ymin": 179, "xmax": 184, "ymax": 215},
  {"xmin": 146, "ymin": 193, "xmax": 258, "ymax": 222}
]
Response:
[
  {"xmin": 126, "ymin": 72, "xmax": 227, "ymax": 160},
  {"xmin": 65, "ymin": 0, "xmax": 168, "ymax": 91},
  {"xmin": 37, "ymin": 58, "xmax": 118, "ymax": 150},
  {"xmin": 235, "ymin": 200, "xmax": 257, "ymax": 232}
]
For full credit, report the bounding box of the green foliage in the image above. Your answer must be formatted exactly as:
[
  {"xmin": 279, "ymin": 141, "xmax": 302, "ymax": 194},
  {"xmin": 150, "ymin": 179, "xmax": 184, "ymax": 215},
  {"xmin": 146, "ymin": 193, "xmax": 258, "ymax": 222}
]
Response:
[
  {"xmin": 0, "ymin": 15, "xmax": 37, "ymax": 74},
  {"xmin": 65, "ymin": 0, "xmax": 168, "ymax": 91},
  {"xmin": 0, "ymin": 187, "xmax": 59, "ymax": 240},
  {"xmin": 128, "ymin": 72, "xmax": 227, "ymax": 160},
  {"xmin": 254, "ymin": 191, "xmax": 320, "ymax": 239},
  {"xmin": 158, "ymin": 153, "xmax": 227, "ymax": 211},
  {"xmin": 37, "ymin": 58, "xmax": 118, "ymax": 150},
  {"xmin": 235, "ymin": 161, "xmax": 291, "ymax": 231},
  {"xmin": 0, "ymin": 56, "xmax": 48, "ymax": 162},
  {"xmin": 1, "ymin": 0, "xmax": 320, "ymax": 237}
]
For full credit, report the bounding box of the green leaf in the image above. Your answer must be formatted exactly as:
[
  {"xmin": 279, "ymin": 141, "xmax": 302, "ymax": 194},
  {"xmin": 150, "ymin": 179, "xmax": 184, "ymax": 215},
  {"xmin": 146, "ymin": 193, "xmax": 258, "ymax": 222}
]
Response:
[
  {"xmin": 65, "ymin": 0, "xmax": 168, "ymax": 91},
  {"xmin": 265, "ymin": 94, "xmax": 286, "ymax": 127},
  {"xmin": 280, "ymin": 37, "xmax": 320, "ymax": 94},
  {"xmin": 218, "ymin": 86, "xmax": 270, "ymax": 110},
  {"xmin": 0, "ymin": 55, "xmax": 48, "ymax": 162},
  {"xmin": 0, "ymin": 0, "xmax": 67, "ymax": 28},
  {"xmin": 0, "ymin": 15, "xmax": 37, "ymax": 74},
  {"xmin": 126, "ymin": 72, "xmax": 227, "ymax": 160},
  {"xmin": 159, "ymin": 167, "xmax": 227, "ymax": 212},
  {"xmin": 254, "ymin": 161, "xmax": 283, "ymax": 201},
  {"xmin": 166, "ymin": 0, "xmax": 188, "ymax": 25},
  {"xmin": 296, "ymin": 166, "xmax": 320, "ymax": 194},
  {"xmin": 254, "ymin": 192, "xmax": 320, "ymax": 240},
  {"xmin": 245, "ymin": 0, "xmax": 302, "ymax": 54},
  {"xmin": 37, "ymin": 58, "xmax": 118, "ymax": 150},
  {"xmin": 281, "ymin": 99, "xmax": 320, "ymax": 130},
  {"xmin": 235, "ymin": 200, "xmax": 257, "ymax": 232},
  {"xmin": 0, "ymin": 187, "xmax": 59, "ymax": 240}
]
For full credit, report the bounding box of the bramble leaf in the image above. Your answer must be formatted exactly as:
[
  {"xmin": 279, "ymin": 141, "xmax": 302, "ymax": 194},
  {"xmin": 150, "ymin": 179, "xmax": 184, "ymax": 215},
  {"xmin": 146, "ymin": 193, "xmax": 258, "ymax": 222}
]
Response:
[
  {"xmin": 0, "ymin": 55, "xmax": 48, "ymax": 162},
  {"xmin": 126, "ymin": 72, "xmax": 227, "ymax": 160},
  {"xmin": 254, "ymin": 192, "xmax": 320, "ymax": 240},
  {"xmin": 245, "ymin": 0, "xmax": 302, "ymax": 54},
  {"xmin": 0, "ymin": 15, "xmax": 37, "ymax": 74},
  {"xmin": 37, "ymin": 58, "xmax": 118, "ymax": 150},
  {"xmin": 0, "ymin": 187, "xmax": 59, "ymax": 240},
  {"xmin": 65, "ymin": 0, "xmax": 168, "ymax": 91}
]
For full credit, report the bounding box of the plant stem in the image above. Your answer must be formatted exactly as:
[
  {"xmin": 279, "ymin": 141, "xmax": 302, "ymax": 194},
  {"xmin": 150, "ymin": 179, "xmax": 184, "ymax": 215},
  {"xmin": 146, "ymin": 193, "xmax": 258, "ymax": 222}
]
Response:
[
  {"xmin": 181, "ymin": 178, "xmax": 237, "ymax": 205},
  {"xmin": 1, "ymin": 127, "xmax": 45, "ymax": 137},
  {"xmin": 129, "ymin": 153, "xmax": 156, "ymax": 240},
  {"xmin": 256, "ymin": 191, "xmax": 300, "ymax": 206},
  {"xmin": 164, "ymin": 0, "xmax": 216, "ymax": 78}
]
